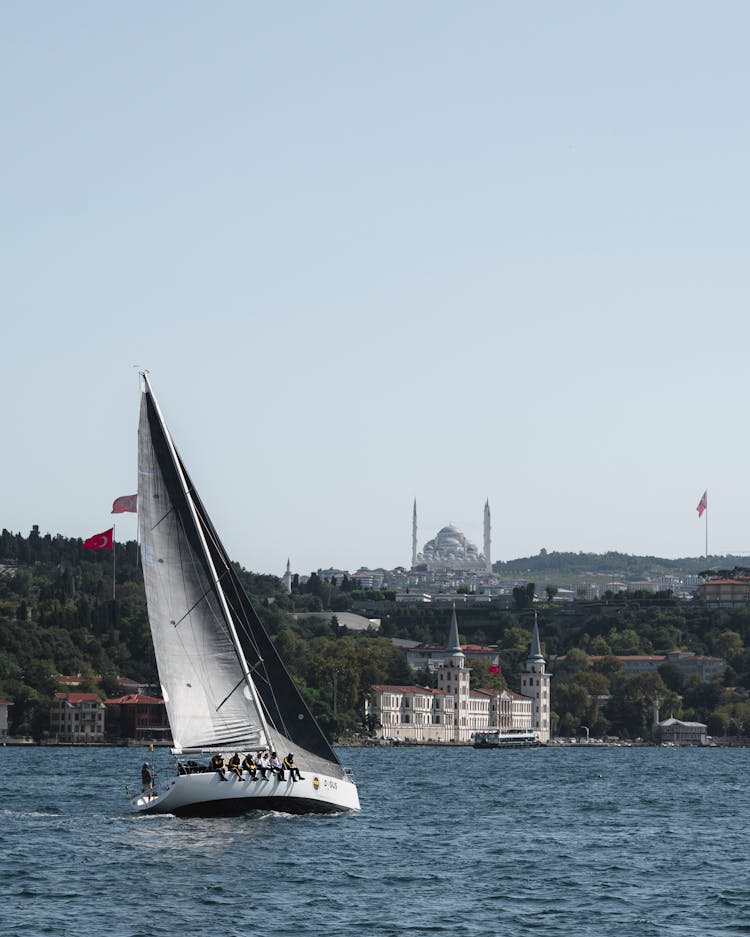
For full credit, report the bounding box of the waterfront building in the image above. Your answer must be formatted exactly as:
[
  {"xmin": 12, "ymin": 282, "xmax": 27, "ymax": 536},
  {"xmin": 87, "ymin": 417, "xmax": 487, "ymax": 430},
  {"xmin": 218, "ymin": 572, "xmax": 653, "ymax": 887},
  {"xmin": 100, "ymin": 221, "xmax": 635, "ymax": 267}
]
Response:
[
  {"xmin": 656, "ymin": 717, "xmax": 708, "ymax": 745},
  {"xmin": 104, "ymin": 693, "xmax": 171, "ymax": 742},
  {"xmin": 49, "ymin": 692, "xmax": 106, "ymax": 743},
  {"xmin": 0, "ymin": 698, "xmax": 10, "ymax": 739},
  {"xmin": 652, "ymin": 696, "xmax": 707, "ymax": 745},
  {"xmin": 368, "ymin": 608, "xmax": 551, "ymax": 743}
]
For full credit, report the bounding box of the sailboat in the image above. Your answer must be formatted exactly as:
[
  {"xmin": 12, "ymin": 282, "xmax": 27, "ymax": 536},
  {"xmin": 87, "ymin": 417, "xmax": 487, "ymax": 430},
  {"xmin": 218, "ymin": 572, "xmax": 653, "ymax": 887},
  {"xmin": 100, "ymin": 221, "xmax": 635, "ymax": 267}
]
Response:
[{"xmin": 129, "ymin": 374, "xmax": 360, "ymax": 815}]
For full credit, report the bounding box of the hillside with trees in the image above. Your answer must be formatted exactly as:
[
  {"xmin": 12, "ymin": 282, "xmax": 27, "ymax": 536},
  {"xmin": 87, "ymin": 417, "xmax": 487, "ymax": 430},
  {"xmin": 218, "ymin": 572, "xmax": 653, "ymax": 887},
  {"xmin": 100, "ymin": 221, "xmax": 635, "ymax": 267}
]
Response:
[{"xmin": 1, "ymin": 527, "xmax": 749, "ymax": 742}]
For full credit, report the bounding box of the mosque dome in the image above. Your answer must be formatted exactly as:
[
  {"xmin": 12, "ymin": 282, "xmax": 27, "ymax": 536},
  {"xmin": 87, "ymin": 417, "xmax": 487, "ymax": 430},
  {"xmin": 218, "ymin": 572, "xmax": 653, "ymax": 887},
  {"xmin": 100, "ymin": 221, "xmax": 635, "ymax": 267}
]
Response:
[{"xmin": 419, "ymin": 523, "xmax": 485, "ymax": 570}]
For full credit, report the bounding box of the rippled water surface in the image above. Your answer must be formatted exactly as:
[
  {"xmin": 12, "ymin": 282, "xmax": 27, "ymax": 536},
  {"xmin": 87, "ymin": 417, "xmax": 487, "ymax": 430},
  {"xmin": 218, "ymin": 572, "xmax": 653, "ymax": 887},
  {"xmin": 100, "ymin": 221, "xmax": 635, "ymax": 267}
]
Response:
[{"xmin": 1, "ymin": 745, "xmax": 748, "ymax": 936}]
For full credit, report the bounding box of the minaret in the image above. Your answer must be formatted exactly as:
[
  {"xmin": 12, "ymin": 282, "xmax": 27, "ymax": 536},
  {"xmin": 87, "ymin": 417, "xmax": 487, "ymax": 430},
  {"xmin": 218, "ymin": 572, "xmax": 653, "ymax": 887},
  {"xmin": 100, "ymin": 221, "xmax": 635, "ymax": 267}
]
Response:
[
  {"xmin": 282, "ymin": 558, "xmax": 292, "ymax": 594},
  {"xmin": 436, "ymin": 606, "xmax": 470, "ymax": 741},
  {"xmin": 653, "ymin": 694, "xmax": 661, "ymax": 728},
  {"xmin": 483, "ymin": 499, "xmax": 491, "ymax": 574},
  {"xmin": 412, "ymin": 498, "xmax": 418, "ymax": 568},
  {"xmin": 522, "ymin": 612, "xmax": 552, "ymax": 743}
]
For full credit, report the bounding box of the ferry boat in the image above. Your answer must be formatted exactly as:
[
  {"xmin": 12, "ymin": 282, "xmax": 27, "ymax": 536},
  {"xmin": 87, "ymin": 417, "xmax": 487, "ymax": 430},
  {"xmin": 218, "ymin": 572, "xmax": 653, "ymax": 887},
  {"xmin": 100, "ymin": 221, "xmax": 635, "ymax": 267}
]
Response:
[{"xmin": 472, "ymin": 730, "xmax": 542, "ymax": 749}]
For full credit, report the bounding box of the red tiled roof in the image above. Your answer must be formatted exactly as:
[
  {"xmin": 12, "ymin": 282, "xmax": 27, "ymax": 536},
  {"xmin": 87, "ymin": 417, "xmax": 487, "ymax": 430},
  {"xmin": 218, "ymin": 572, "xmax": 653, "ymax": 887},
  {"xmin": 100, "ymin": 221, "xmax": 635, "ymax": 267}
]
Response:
[
  {"xmin": 700, "ymin": 578, "xmax": 750, "ymax": 585},
  {"xmin": 54, "ymin": 692, "xmax": 102, "ymax": 704}
]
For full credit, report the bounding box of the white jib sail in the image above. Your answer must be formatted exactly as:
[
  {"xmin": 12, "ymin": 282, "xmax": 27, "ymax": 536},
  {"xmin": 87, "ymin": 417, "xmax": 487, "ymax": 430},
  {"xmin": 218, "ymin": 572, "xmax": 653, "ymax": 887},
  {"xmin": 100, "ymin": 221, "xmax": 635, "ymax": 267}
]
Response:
[{"xmin": 138, "ymin": 385, "xmax": 268, "ymax": 753}]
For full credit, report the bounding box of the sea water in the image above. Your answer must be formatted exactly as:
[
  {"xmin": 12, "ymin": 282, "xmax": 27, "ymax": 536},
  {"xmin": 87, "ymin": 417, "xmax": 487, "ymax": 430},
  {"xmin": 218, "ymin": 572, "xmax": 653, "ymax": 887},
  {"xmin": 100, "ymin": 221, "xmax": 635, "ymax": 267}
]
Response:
[{"xmin": 1, "ymin": 745, "xmax": 748, "ymax": 937}]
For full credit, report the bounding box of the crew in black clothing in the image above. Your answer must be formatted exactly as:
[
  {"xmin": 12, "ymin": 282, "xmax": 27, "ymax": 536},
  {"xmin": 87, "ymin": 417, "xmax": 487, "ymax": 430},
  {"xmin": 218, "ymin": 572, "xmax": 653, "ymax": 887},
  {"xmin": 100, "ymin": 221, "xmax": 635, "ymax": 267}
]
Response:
[{"xmin": 283, "ymin": 753, "xmax": 303, "ymax": 781}]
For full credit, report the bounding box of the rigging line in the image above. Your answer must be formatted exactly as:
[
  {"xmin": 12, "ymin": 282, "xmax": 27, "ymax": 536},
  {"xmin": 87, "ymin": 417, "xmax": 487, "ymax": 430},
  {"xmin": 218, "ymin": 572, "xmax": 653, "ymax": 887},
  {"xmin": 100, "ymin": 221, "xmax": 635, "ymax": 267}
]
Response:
[
  {"xmin": 214, "ymin": 678, "xmax": 246, "ymax": 713},
  {"xmin": 150, "ymin": 504, "xmax": 176, "ymax": 530},
  {"xmin": 172, "ymin": 588, "xmax": 212, "ymax": 628},
  {"xmin": 213, "ymin": 655, "xmax": 267, "ymax": 713}
]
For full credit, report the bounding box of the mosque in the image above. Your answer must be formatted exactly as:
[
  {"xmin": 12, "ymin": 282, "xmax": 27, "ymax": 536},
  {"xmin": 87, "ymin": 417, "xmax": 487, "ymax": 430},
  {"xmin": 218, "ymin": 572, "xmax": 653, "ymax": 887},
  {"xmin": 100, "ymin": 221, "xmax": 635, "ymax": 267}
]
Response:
[
  {"xmin": 411, "ymin": 499, "xmax": 492, "ymax": 573},
  {"xmin": 367, "ymin": 609, "xmax": 551, "ymax": 743}
]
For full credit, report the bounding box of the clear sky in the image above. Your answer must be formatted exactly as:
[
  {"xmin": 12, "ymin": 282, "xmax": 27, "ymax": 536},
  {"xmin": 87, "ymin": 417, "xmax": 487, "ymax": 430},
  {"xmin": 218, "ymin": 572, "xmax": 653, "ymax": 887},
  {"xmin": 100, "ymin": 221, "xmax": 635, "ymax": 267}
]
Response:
[{"xmin": 2, "ymin": 2, "xmax": 749, "ymax": 576}]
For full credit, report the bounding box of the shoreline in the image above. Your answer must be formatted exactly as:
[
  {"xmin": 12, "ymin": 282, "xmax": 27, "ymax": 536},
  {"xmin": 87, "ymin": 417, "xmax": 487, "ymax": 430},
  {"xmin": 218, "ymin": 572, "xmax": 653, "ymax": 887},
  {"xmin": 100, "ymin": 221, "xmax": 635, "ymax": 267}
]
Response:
[{"xmin": 3, "ymin": 737, "xmax": 748, "ymax": 749}]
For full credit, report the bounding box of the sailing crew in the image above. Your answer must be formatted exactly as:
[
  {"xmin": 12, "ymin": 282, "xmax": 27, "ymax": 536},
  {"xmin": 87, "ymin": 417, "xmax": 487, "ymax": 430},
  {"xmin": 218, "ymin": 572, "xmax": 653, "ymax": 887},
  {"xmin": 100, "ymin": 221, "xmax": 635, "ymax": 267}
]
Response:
[
  {"xmin": 270, "ymin": 751, "xmax": 284, "ymax": 779},
  {"xmin": 141, "ymin": 762, "xmax": 154, "ymax": 791},
  {"xmin": 241, "ymin": 752, "xmax": 257, "ymax": 781},
  {"xmin": 228, "ymin": 752, "xmax": 243, "ymax": 780},
  {"xmin": 210, "ymin": 753, "xmax": 228, "ymax": 780},
  {"xmin": 283, "ymin": 753, "xmax": 303, "ymax": 782},
  {"xmin": 257, "ymin": 750, "xmax": 270, "ymax": 779}
]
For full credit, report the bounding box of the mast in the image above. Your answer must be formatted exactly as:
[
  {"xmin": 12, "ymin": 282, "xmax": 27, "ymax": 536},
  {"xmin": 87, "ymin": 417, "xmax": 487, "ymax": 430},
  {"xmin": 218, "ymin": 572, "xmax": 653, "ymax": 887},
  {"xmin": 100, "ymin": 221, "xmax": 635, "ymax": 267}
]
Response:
[{"xmin": 140, "ymin": 372, "xmax": 273, "ymax": 749}]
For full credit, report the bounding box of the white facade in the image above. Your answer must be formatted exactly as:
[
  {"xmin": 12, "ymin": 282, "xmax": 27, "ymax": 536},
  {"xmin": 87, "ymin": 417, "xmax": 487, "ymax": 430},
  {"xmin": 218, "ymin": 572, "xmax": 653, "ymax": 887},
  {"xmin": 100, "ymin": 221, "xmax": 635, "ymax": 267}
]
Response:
[
  {"xmin": 49, "ymin": 693, "xmax": 106, "ymax": 743},
  {"xmin": 368, "ymin": 610, "xmax": 552, "ymax": 743}
]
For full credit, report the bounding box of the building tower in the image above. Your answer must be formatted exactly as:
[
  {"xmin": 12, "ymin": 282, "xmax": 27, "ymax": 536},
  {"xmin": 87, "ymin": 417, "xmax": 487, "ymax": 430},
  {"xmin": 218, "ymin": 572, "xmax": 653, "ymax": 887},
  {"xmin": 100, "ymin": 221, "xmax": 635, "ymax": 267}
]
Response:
[
  {"xmin": 483, "ymin": 499, "xmax": 491, "ymax": 574},
  {"xmin": 521, "ymin": 613, "xmax": 552, "ymax": 743},
  {"xmin": 652, "ymin": 694, "xmax": 661, "ymax": 736},
  {"xmin": 282, "ymin": 558, "xmax": 292, "ymax": 594},
  {"xmin": 436, "ymin": 606, "xmax": 471, "ymax": 741},
  {"xmin": 412, "ymin": 498, "xmax": 418, "ymax": 568}
]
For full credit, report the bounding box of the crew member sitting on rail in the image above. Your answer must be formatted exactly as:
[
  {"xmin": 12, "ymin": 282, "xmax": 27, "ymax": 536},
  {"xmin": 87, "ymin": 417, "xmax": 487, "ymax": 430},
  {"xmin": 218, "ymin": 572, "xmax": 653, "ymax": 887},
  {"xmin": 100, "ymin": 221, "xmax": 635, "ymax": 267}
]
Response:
[
  {"xmin": 228, "ymin": 752, "xmax": 243, "ymax": 780},
  {"xmin": 210, "ymin": 752, "xmax": 228, "ymax": 780},
  {"xmin": 270, "ymin": 751, "xmax": 284, "ymax": 779},
  {"xmin": 257, "ymin": 750, "xmax": 270, "ymax": 779},
  {"xmin": 283, "ymin": 753, "xmax": 303, "ymax": 781},
  {"xmin": 241, "ymin": 752, "xmax": 257, "ymax": 781}
]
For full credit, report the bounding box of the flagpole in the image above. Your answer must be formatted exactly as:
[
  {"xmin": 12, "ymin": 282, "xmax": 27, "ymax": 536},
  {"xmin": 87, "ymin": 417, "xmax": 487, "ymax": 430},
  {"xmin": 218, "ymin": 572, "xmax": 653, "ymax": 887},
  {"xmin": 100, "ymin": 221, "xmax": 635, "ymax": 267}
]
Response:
[
  {"xmin": 113, "ymin": 523, "xmax": 116, "ymax": 600},
  {"xmin": 705, "ymin": 504, "xmax": 708, "ymax": 559}
]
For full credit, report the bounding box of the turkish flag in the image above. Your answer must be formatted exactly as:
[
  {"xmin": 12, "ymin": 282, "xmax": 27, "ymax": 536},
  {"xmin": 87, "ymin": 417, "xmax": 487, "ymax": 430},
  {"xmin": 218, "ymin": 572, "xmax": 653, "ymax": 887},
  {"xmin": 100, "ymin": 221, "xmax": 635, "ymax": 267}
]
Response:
[
  {"xmin": 489, "ymin": 665, "xmax": 501, "ymax": 674},
  {"xmin": 112, "ymin": 494, "xmax": 137, "ymax": 514},
  {"xmin": 697, "ymin": 490, "xmax": 707, "ymax": 518},
  {"xmin": 83, "ymin": 528, "xmax": 114, "ymax": 550}
]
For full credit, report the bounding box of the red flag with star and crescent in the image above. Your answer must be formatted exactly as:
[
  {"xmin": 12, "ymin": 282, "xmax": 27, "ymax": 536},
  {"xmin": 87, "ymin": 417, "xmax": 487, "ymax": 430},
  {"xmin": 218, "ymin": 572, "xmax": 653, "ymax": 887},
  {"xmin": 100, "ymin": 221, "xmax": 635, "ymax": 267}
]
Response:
[
  {"xmin": 83, "ymin": 528, "xmax": 114, "ymax": 551},
  {"xmin": 111, "ymin": 494, "xmax": 137, "ymax": 514},
  {"xmin": 697, "ymin": 490, "xmax": 707, "ymax": 518}
]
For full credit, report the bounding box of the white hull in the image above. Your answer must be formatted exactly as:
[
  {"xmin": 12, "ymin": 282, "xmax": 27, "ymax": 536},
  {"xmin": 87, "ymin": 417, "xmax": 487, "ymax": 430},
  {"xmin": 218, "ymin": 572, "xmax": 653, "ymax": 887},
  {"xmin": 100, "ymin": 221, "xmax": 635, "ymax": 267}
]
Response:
[{"xmin": 131, "ymin": 768, "xmax": 360, "ymax": 816}]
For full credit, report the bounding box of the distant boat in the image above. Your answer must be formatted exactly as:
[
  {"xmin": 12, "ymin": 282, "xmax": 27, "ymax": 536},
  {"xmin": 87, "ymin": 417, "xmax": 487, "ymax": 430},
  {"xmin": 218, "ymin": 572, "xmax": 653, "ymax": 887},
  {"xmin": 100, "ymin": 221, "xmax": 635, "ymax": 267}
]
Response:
[
  {"xmin": 129, "ymin": 374, "xmax": 360, "ymax": 816},
  {"xmin": 473, "ymin": 730, "xmax": 541, "ymax": 749}
]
